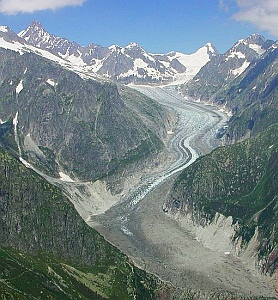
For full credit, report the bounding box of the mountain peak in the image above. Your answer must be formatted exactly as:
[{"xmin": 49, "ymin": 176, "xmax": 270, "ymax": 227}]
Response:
[
  {"xmin": 18, "ymin": 20, "xmax": 50, "ymax": 42},
  {"xmin": 0, "ymin": 25, "xmax": 9, "ymax": 33},
  {"xmin": 108, "ymin": 44, "xmax": 122, "ymax": 51},
  {"xmin": 233, "ymin": 33, "xmax": 266, "ymax": 49},
  {"xmin": 204, "ymin": 42, "xmax": 218, "ymax": 56},
  {"xmin": 0, "ymin": 25, "xmax": 25, "ymax": 44},
  {"xmin": 125, "ymin": 42, "xmax": 146, "ymax": 54},
  {"xmin": 126, "ymin": 42, "xmax": 140, "ymax": 48},
  {"xmin": 30, "ymin": 20, "xmax": 43, "ymax": 29},
  {"xmin": 244, "ymin": 33, "xmax": 265, "ymax": 45}
]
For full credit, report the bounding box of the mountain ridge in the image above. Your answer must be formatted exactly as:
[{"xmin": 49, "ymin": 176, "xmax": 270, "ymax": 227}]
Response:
[
  {"xmin": 182, "ymin": 33, "xmax": 274, "ymax": 102},
  {"xmin": 16, "ymin": 20, "xmax": 218, "ymax": 84}
]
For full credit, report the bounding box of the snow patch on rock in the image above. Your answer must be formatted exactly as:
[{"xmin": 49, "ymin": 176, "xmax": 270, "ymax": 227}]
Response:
[
  {"xmin": 16, "ymin": 80, "xmax": 23, "ymax": 94},
  {"xmin": 231, "ymin": 60, "xmax": 250, "ymax": 77},
  {"xmin": 0, "ymin": 26, "xmax": 8, "ymax": 32},
  {"xmin": 249, "ymin": 43, "xmax": 265, "ymax": 56},
  {"xmin": 46, "ymin": 79, "xmax": 56, "ymax": 86}
]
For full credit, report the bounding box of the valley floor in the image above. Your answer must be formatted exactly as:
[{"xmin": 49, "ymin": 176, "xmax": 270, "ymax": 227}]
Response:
[
  {"xmin": 89, "ymin": 87, "xmax": 278, "ymax": 298},
  {"xmin": 92, "ymin": 176, "xmax": 277, "ymax": 298}
]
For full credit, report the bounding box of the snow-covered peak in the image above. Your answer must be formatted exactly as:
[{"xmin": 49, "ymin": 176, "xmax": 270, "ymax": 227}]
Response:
[
  {"xmin": 233, "ymin": 34, "xmax": 266, "ymax": 49},
  {"xmin": 18, "ymin": 20, "xmax": 51, "ymax": 45},
  {"xmin": 126, "ymin": 42, "xmax": 140, "ymax": 49},
  {"xmin": 0, "ymin": 25, "xmax": 18, "ymax": 37},
  {"xmin": 19, "ymin": 20, "xmax": 42, "ymax": 36},
  {"xmin": 0, "ymin": 26, "xmax": 9, "ymax": 33},
  {"xmin": 159, "ymin": 43, "xmax": 218, "ymax": 84},
  {"xmin": 245, "ymin": 33, "xmax": 264, "ymax": 42},
  {"xmin": 124, "ymin": 42, "xmax": 147, "ymax": 55},
  {"xmin": 225, "ymin": 34, "xmax": 267, "ymax": 61},
  {"xmin": 19, "ymin": 20, "xmax": 43, "ymax": 35},
  {"xmin": 0, "ymin": 25, "xmax": 26, "ymax": 48},
  {"xmin": 205, "ymin": 42, "xmax": 218, "ymax": 56},
  {"xmin": 108, "ymin": 44, "xmax": 122, "ymax": 52}
]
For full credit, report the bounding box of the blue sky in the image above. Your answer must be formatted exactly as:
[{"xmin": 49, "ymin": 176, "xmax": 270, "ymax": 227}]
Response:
[{"xmin": 0, "ymin": 0, "xmax": 277, "ymax": 54}]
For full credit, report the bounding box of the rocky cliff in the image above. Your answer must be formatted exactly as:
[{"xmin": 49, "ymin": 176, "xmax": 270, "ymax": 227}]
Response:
[{"xmin": 217, "ymin": 44, "xmax": 278, "ymax": 142}]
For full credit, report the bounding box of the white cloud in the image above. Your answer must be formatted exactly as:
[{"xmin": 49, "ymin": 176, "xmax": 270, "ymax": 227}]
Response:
[
  {"xmin": 0, "ymin": 0, "xmax": 87, "ymax": 15},
  {"xmin": 232, "ymin": 0, "xmax": 278, "ymax": 36}
]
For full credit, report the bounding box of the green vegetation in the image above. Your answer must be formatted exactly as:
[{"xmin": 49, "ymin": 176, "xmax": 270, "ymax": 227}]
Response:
[
  {"xmin": 170, "ymin": 124, "xmax": 278, "ymax": 274},
  {"xmin": 0, "ymin": 147, "xmax": 168, "ymax": 299},
  {"xmin": 0, "ymin": 247, "xmax": 165, "ymax": 300}
]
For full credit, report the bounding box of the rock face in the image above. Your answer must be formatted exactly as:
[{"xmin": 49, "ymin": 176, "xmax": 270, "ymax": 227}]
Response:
[
  {"xmin": 17, "ymin": 21, "xmax": 217, "ymax": 84},
  {"xmin": 0, "ymin": 146, "xmax": 169, "ymax": 299},
  {"xmin": 0, "ymin": 48, "xmax": 172, "ymax": 185},
  {"xmin": 167, "ymin": 124, "xmax": 278, "ymax": 276},
  {"xmin": 217, "ymin": 44, "xmax": 278, "ymax": 141}
]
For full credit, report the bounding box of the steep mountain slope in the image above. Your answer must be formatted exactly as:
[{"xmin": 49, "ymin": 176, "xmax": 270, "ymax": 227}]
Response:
[
  {"xmin": 167, "ymin": 123, "xmax": 278, "ymax": 278},
  {"xmin": 182, "ymin": 34, "xmax": 273, "ymax": 101},
  {"xmin": 18, "ymin": 21, "xmax": 217, "ymax": 84},
  {"xmin": 215, "ymin": 43, "xmax": 278, "ymax": 141},
  {"xmin": 0, "ymin": 146, "xmax": 169, "ymax": 299},
  {"xmin": 0, "ymin": 47, "xmax": 172, "ymax": 187}
]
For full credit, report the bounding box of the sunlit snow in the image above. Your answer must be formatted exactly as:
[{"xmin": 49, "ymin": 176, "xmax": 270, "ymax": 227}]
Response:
[
  {"xmin": 249, "ymin": 44, "xmax": 265, "ymax": 56},
  {"xmin": 227, "ymin": 51, "xmax": 246, "ymax": 60},
  {"xmin": 0, "ymin": 26, "xmax": 8, "ymax": 32},
  {"xmin": 231, "ymin": 60, "xmax": 250, "ymax": 76},
  {"xmin": 164, "ymin": 43, "xmax": 216, "ymax": 84},
  {"xmin": 46, "ymin": 79, "xmax": 56, "ymax": 86},
  {"xmin": 134, "ymin": 58, "xmax": 149, "ymax": 69},
  {"xmin": 16, "ymin": 80, "xmax": 23, "ymax": 94},
  {"xmin": 58, "ymin": 50, "xmax": 86, "ymax": 66},
  {"xmin": 0, "ymin": 37, "xmax": 25, "ymax": 54}
]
